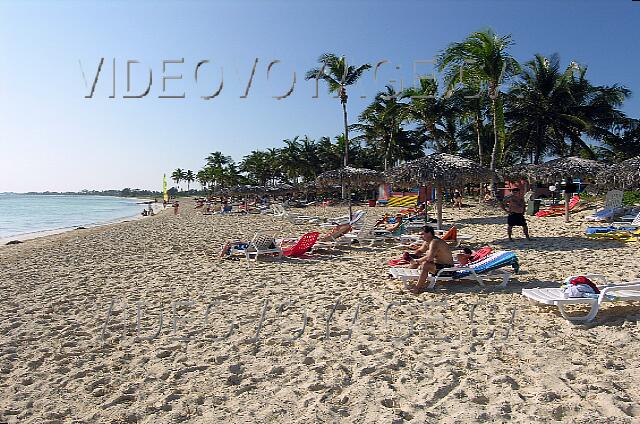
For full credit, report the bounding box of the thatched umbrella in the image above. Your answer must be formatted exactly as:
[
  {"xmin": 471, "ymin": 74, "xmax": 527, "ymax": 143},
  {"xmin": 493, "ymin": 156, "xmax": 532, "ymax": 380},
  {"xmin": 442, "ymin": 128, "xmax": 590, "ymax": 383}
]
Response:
[
  {"xmin": 526, "ymin": 156, "xmax": 608, "ymax": 222},
  {"xmin": 385, "ymin": 153, "xmax": 493, "ymax": 229},
  {"xmin": 316, "ymin": 166, "xmax": 385, "ymax": 217},
  {"xmin": 596, "ymin": 156, "xmax": 640, "ymax": 190},
  {"xmin": 228, "ymin": 185, "xmax": 266, "ymax": 211},
  {"xmin": 500, "ymin": 163, "xmax": 542, "ymax": 182}
]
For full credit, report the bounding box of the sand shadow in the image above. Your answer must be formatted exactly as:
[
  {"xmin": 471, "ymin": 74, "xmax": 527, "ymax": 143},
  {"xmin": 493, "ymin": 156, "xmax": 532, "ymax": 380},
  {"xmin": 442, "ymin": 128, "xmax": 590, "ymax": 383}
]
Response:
[
  {"xmin": 491, "ymin": 236, "xmax": 627, "ymax": 251},
  {"xmin": 456, "ymin": 215, "xmax": 508, "ymax": 226}
]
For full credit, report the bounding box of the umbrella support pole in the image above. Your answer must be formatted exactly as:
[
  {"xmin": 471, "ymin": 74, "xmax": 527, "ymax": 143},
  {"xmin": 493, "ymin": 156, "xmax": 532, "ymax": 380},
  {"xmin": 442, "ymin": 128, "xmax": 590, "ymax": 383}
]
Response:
[
  {"xmin": 436, "ymin": 186, "xmax": 443, "ymax": 231},
  {"xmin": 564, "ymin": 192, "xmax": 570, "ymax": 223}
]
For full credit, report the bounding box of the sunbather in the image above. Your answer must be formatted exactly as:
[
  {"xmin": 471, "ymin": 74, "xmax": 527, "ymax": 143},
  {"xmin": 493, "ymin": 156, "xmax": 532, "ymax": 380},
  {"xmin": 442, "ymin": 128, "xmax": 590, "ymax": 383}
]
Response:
[
  {"xmin": 406, "ymin": 225, "xmax": 454, "ymax": 292},
  {"xmin": 381, "ymin": 214, "xmax": 404, "ymax": 233}
]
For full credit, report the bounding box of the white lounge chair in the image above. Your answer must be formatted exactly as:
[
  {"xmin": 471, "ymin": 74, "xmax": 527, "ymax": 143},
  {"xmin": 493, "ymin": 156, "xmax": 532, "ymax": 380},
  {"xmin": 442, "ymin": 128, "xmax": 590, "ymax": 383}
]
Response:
[
  {"xmin": 272, "ymin": 204, "xmax": 286, "ymax": 217},
  {"xmin": 245, "ymin": 233, "xmax": 283, "ymax": 261},
  {"xmin": 389, "ymin": 265, "xmax": 512, "ymax": 289},
  {"xmin": 318, "ymin": 210, "xmax": 365, "ymax": 228},
  {"xmin": 585, "ymin": 190, "xmax": 624, "ymax": 222},
  {"xmin": 388, "ymin": 250, "xmax": 519, "ymax": 289},
  {"xmin": 343, "ymin": 220, "xmax": 391, "ymax": 247},
  {"xmin": 522, "ymin": 275, "xmax": 640, "ymax": 322},
  {"xmin": 613, "ymin": 211, "xmax": 640, "ymax": 227}
]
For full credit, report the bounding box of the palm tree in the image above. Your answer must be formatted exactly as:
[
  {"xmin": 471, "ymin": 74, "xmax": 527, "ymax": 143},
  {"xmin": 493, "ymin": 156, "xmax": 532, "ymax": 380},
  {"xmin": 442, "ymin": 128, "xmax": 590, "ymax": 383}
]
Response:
[
  {"xmin": 564, "ymin": 64, "xmax": 630, "ymax": 157},
  {"xmin": 353, "ymin": 85, "xmax": 420, "ymax": 170},
  {"xmin": 401, "ymin": 79, "xmax": 461, "ymax": 156},
  {"xmin": 185, "ymin": 170, "xmax": 195, "ymax": 191},
  {"xmin": 438, "ymin": 29, "xmax": 520, "ymax": 191},
  {"xmin": 171, "ymin": 168, "xmax": 183, "ymax": 190},
  {"xmin": 505, "ymin": 54, "xmax": 577, "ymax": 164},
  {"xmin": 506, "ymin": 55, "xmax": 631, "ymax": 163},
  {"xmin": 306, "ymin": 54, "xmax": 371, "ymax": 196},
  {"xmin": 196, "ymin": 169, "xmax": 209, "ymax": 191}
]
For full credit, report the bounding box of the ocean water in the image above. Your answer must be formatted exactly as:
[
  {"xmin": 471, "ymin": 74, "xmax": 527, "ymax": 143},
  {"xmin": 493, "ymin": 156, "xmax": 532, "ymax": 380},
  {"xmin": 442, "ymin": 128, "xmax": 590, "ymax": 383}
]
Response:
[{"xmin": 0, "ymin": 194, "xmax": 148, "ymax": 240}]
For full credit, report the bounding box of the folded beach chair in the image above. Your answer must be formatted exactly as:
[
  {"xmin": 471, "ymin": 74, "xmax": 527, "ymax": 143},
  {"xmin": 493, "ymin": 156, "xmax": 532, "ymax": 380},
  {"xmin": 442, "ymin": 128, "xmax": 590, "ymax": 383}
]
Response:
[
  {"xmin": 388, "ymin": 251, "xmax": 519, "ymax": 289},
  {"xmin": 245, "ymin": 233, "xmax": 283, "ymax": 261},
  {"xmin": 535, "ymin": 195, "xmax": 580, "ymax": 217},
  {"xmin": 281, "ymin": 231, "xmax": 320, "ymax": 257},
  {"xmin": 522, "ymin": 275, "xmax": 640, "ymax": 322}
]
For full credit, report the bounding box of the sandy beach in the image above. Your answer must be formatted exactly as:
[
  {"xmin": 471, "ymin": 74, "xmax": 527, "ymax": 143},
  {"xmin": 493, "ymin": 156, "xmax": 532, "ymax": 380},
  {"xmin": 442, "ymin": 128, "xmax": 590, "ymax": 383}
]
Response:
[{"xmin": 1, "ymin": 200, "xmax": 639, "ymax": 423}]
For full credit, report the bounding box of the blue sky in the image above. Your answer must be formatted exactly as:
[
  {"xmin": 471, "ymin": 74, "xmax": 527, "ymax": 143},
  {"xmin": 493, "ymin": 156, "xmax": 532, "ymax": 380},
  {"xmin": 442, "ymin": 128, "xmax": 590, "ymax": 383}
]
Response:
[{"xmin": 1, "ymin": 0, "xmax": 639, "ymax": 192}]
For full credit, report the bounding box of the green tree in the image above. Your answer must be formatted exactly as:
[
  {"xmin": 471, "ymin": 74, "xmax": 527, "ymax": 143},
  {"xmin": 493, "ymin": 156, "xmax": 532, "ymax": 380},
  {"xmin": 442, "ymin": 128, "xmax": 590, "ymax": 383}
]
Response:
[
  {"xmin": 185, "ymin": 170, "xmax": 195, "ymax": 191},
  {"xmin": 171, "ymin": 168, "xmax": 183, "ymax": 190},
  {"xmin": 401, "ymin": 80, "xmax": 461, "ymax": 156},
  {"xmin": 306, "ymin": 54, "xmax": 371, "ymax": 196},
  {"xmin": 353, "ymin": 85, "xmax": 421, "ymax": 169},
  {"xmin": 438, "ymin": 29, "xmax": 520, "ymax": 190}
]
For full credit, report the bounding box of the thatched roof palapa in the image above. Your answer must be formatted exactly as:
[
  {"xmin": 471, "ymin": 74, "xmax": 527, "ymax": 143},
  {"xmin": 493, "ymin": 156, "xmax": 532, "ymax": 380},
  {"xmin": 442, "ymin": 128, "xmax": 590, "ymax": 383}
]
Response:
[
  {"xmin": 385, "ymin": 153, "xmax": 493, "ymax": 188},
  {"xmin": 525, "ymin": 156, "xmax": 607, "ymax": 183},
  {"xmin": 316, "ymin": 166, "xmax": 385, "ymax": 188},
  {"xmin": 596, "ymin": 156, "xmax": 640, "ymax": 189}
]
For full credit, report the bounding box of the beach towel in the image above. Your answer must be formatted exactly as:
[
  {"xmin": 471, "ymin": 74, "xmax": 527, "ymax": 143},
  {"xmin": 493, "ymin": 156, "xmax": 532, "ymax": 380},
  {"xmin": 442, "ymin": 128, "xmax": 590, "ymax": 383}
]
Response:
[
  {"xmin": 452, "ymin": 251, "xmax": 519, "ymax": 278},
  {"xmin": 388, "ymin": 258, "xmax": 410, "ymax": 267},
  {"xmin": 469, "ymin": 246, "xmax": 492, "ymax": 262},
  {"xmin": 535, "ymin": 196, "xmax": 580, "ymax": 217},
  {"xmin": 441, "ymin": 226, "xmax": 458, "ymax": 241}
]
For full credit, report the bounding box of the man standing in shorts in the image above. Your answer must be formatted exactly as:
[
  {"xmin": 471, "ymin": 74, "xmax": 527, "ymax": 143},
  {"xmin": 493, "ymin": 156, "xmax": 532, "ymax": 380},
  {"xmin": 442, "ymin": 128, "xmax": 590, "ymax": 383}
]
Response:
[{"xmin": 501, "ymin": 188, "xmax": 531, "ymax": 241}]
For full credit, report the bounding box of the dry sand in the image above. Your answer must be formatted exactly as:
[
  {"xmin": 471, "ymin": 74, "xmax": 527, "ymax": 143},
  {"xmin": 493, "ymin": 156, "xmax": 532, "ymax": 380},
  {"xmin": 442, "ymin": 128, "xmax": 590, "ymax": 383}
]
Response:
[{"xmin": 1, "ymin": 200, "xmax": 639, "ymax": 423}]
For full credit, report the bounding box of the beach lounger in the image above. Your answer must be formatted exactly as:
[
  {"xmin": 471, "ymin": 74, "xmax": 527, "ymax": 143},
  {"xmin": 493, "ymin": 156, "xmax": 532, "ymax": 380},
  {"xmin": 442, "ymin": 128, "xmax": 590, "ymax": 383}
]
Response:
[
  {"xmin": 613, "ymin": 211, "xmax": 640, "ymax": 227},
  {"xmin": 272, "ymin": 204, "xmax": 286, "ymax": 217},
  {"xmin": 584, "ymin": 190, "xmax": 624, "ymax": 222},
  {"xmin": 281, "ymin": 231, "xmax": 320, "ymax": 257},
  {"xmin": 318, "ymin": 210, "xmax": 365, "ymax": 228},
  {"xmin": 314, "ymin": 224, "xmax": 353, "ymax": 249},
  {"xmin": 245, "ymin": 233, "xmax": 283, "ymax": 261},
  {"xmin": 535, "ymin": 195, "xmax": 580, "ymax": 217},
  {"xmin": 388, "ymin": 251, "xmax": 519, "ymax": 289},
  {"xmin": 343, "ymin": 220, "xmax": 390, "ymax": 246},
  {"xmin": 522, "ymin": 275, "xmax": 640, "ymax": 322}
]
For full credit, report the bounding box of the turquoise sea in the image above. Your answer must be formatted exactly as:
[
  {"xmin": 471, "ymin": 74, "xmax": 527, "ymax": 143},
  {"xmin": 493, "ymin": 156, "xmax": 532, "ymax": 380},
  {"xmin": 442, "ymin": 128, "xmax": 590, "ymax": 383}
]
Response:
[{"xmin": 0, "ymin": 194, "xmax": 147, "ymax": 240}]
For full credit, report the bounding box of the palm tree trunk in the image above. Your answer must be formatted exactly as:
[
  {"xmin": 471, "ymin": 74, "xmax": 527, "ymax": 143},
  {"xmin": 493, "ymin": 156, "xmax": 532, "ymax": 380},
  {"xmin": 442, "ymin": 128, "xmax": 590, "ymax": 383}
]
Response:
[
  {"xmin": 489, "ymin": 97, "xmax": 500, "ymax": 194},
  {"xmin": 342, "ymin": 99, "xmax": 349, "ymax": 199},
  {"xmin": 436, "ymin": 185, "xmax": 443, "ymax": 230},
  {"xmin": 342, "ymin": 101, "xmax": 349, "ymax": 166},
  {"xmin": 475, "ymin": 113, "xmax": 483, "ymax": 166}
]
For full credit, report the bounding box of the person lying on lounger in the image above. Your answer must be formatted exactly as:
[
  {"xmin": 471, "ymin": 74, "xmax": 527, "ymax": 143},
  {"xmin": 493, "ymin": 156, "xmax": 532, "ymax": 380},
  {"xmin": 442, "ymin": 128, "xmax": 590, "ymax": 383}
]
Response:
[
  {"xmin": 376, "ymin": 214, "xmax": 404, "ymax": 232},
  {"xmin": 406, "ymin": 225, "xmax": 454, "ymax": 292}
]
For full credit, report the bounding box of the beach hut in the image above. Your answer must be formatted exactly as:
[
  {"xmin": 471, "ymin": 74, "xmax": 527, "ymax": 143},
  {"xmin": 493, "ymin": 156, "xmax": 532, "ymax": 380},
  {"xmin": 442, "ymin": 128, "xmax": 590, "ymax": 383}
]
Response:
[{"xmin": 385, "ymin": 153, "xmax": 493, "ymax": 230}]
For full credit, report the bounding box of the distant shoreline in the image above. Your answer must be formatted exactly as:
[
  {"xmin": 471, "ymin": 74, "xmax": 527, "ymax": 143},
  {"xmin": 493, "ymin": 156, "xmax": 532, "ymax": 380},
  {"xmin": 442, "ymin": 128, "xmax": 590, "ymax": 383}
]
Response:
[{"xmin": 0, "ymin": 196, "xmax": 164, "ymax": 245}]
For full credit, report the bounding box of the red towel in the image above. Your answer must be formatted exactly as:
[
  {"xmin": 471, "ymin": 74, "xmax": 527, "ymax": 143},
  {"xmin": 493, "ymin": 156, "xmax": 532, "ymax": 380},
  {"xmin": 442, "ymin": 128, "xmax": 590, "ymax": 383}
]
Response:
[{"xmin": 568, "ymin": 276, "xmax": 600, "ymax": 294}]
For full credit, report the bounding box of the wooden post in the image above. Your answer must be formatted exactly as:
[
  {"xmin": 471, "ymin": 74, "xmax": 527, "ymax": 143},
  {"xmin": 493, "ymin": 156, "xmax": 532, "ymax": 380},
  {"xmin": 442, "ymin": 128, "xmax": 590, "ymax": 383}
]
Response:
[
  {"xmin": 564, "ymin": 191, "xmax": 570, "ymax": 223},
  {"xmin": 437, "ymin": 185, "xmax": 443, "ymax": 230}
]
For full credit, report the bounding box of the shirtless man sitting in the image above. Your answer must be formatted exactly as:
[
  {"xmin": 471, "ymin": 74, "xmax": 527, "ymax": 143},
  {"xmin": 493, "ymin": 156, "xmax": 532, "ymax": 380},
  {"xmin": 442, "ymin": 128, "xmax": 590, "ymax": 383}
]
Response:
[{"xmin": 407, "ymin": 225, "xmax": 454, "ymax": 292}]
